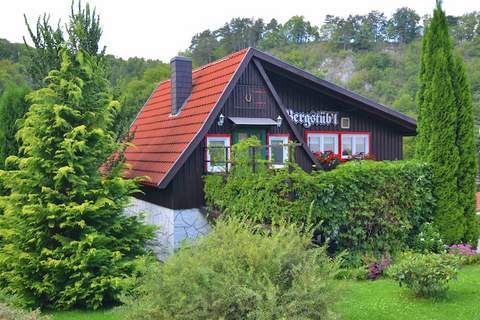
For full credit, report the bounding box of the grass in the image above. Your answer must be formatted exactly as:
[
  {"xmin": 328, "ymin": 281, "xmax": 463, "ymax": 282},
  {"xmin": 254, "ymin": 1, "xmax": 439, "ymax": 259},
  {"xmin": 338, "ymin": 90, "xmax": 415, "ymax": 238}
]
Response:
[
  {"xmin": 38, "ymin": 264, "xmax": 480, "ymax": 320},
  {"xmin": 335, "ymin": 265, "xmax": 480, "ymax": 320},
  {"xmin": 48, "ymin": 309, "xmax": 119, "ymax": 320}
]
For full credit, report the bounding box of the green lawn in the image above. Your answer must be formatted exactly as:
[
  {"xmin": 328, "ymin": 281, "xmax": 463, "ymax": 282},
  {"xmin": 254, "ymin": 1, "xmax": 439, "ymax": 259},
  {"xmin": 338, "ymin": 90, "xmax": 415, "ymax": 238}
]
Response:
[
  {"xmin": 45, "ymin": 265, "xmax": 480, "ymax": 320},
  {"xmin": 48, "ymin": 309, "xmax": 119, "ymax": 320},
  {"xmin": 336, "ymin": 265, "xmax": 480, "ymax": 320}
]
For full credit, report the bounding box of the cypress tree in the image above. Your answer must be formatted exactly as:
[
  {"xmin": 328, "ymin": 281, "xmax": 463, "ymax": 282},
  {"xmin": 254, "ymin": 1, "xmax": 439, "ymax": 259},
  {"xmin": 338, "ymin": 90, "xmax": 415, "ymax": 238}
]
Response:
[
  {"xmin": 415, "ymin": 1, "xmax": 465, "ymax": 242},
  {"xmin": 452, "ymin": 53, "xmax": 479, "ymax": 243},
  {"xmin": 427, "ymin": 50, "xmax": 464, "ymax": 242},
  {"xmin": 0, "ymin": 49, "xmax": 154, "ymax": 309},
  {"xmin": 415, "ymin": 1, "xmax": 453, "ymax": 160}
]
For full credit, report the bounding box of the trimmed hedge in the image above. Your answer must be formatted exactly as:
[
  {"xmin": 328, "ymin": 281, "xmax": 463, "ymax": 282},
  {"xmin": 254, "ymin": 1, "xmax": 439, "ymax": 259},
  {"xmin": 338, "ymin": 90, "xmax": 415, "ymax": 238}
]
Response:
[{"xmin": 205, "ymin": 159, "xmax": 434, "ymax": 258}]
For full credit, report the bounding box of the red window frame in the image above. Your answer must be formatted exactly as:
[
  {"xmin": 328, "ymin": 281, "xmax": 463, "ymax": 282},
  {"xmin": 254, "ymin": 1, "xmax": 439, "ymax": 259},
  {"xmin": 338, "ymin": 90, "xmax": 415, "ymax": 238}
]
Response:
[{"xmin": 304, "ymin": 131, "xmax": 372, "ymax": 158}]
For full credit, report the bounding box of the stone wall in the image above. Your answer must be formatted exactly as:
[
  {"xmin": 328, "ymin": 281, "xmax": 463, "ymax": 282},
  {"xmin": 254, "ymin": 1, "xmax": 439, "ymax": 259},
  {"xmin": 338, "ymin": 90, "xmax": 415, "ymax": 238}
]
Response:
[{"xmin": 125, "ymin": 198, "xmax": 210, "ymax": 259}]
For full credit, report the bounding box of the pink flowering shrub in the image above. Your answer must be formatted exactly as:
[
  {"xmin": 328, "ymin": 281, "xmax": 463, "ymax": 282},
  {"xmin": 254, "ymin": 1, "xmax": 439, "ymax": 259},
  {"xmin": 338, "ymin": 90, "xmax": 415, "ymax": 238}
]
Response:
[{"xmin": 448, "ymin": 244, "xmax": 477, "ymax": 256}]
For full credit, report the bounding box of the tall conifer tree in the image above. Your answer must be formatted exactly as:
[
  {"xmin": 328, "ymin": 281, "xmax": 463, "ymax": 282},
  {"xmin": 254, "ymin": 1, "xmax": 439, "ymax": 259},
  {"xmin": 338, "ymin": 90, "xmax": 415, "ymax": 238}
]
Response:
[
  {"xmin": 427, "ymin": 50, "xmax": 464, "ymax": 242},
  {"xmin": 0, "ymin": 50, "xmax": 154, "ymax": 309},
  {"xmin": 452, "ymin": 53, "xmax": 479, "ymax": 243},
  {"xmin": 415, "ymin": 1, "xmax": 465, "ymax": 242}
]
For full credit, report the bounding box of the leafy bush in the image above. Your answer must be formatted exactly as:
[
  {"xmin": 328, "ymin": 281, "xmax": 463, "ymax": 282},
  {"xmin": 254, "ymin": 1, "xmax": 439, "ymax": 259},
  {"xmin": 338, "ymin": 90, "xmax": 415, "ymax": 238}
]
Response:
[
  {"xmin": 0, "ymin": 303, "xmax": 46, "ymax": 320},
  {"xmin": 392, "ymin": 253, "xmax": 459, "ymax": 298},
  {"xmin": 122, "ymin": 218, "xmax": 341, "ymax": 320},
  {"xmin": 413, "ymin": 222, "xmax": 445, "ymax": 253},
  {"xmin": 205, "ymin": 140, "xmax": 434, "ymax": 258}
]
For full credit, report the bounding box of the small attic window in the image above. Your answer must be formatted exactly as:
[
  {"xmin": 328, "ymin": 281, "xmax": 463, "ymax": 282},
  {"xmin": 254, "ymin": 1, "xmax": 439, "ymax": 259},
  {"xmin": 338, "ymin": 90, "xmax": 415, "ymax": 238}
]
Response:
[{"xmin": 341, "ymin": 117, "xmax": 350, "ymax": 129}]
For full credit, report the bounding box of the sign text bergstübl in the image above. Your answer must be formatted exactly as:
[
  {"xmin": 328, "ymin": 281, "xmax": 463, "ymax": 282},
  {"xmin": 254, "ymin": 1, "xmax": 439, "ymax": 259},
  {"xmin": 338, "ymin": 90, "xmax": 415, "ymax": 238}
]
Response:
[{"xmin": 286, "ymin": 109, "xmax": 338, "ymax": 128}]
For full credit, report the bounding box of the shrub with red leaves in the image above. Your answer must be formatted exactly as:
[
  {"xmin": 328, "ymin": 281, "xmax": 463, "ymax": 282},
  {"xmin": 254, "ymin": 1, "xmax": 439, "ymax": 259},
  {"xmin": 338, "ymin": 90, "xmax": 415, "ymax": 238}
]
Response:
[{"xmin": 367, "ymin": 255, "xmax": 391, "ymax": 280}]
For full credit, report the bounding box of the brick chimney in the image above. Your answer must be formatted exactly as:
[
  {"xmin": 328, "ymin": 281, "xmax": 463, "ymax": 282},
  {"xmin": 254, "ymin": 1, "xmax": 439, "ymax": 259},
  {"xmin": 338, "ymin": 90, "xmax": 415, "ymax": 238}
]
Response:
[{"xmin": 170, "ymin": 56, "xmax": 192, "ymax": 115}]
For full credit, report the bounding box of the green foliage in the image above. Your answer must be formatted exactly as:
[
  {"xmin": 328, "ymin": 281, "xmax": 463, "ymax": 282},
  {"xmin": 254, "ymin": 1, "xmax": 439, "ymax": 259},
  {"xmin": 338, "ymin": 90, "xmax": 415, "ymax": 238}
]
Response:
[
  {"xmin": 335, "ymin": 267, "xmax": 368, "ymax": 280},
  {"xmin": 0, "ymin": 50, "xmax": 154, "ymax": 310},
  {"xmin": 0, "ymin": 59, "xmax": 28, "ymax": 94},
  {"xmin": 0, "ymin": 83, "xmax": 30, "ymax": 168},
  {"xmin": 24, "ymin": 0, "xmax": 105, "ymax": 88},
  {"xmin": 415, "ymin": 3, "xmax": 468, "ymax": 243},
  {"xmin": 391, "ymin": 253, "xmax": 459, "ymax": 298},
  {"xmin": 122, "ymin": 218, "xmax": 341, "ymax": 320},
  {"xmin": 112, "ymin": 63, "xmax": 170, "ymax": 138},
  {"xmin": 452, "ymin": 53, "xmax": 479, "ymax": 243},
  {"xmin": 336, "ymin": 265, "xmax": 480, "ymax": 320},
  {"xmin": 387, "ymin": 7, "xmax": 421, "ymax": 44},
  {"xmin": 412, "ymin": 223, "xmax": 445, "ymax": 253},
  {"xmin": 205, "ymin": 140, "xmax": 434, "ymax": 257}
]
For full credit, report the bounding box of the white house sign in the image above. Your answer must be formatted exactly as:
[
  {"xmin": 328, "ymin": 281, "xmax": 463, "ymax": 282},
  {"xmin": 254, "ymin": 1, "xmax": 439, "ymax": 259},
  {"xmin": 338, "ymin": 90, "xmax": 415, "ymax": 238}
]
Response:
[{"xmin": 286, "ymin": 109, "xmax": 339, "ymax": 128}]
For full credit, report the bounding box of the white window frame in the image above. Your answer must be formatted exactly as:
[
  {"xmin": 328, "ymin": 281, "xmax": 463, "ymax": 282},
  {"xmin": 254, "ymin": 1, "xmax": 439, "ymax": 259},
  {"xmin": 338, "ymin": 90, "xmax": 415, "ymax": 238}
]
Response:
[
  {"xmin": 206, "ymin": 135, "xmax": 231, "ymax": 172},
  {"xmin": 341, "ymin": 134, "xmax": 369, "ymax": 158},
  {"xmin": 268, "ymin": 135, "xmax": 289, "ymax": 168},
  {"xmin": 306, "ymin": 133, "xmax": 339, "ymax": 154}
]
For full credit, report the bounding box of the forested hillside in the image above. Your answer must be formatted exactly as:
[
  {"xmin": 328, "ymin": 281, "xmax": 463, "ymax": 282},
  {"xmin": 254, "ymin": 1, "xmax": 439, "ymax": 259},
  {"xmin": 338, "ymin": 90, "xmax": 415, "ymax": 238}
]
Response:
[{"xmin": 1, "ymin": 7, "xmax": 480, "ymax": 157}]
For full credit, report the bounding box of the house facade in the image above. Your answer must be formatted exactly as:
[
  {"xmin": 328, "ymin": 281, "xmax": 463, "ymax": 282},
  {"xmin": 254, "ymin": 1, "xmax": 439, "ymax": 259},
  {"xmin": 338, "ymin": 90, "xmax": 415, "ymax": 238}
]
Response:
[{"xmin": 123, "ymin": 48, "xmax": 416, "ymax": 253}]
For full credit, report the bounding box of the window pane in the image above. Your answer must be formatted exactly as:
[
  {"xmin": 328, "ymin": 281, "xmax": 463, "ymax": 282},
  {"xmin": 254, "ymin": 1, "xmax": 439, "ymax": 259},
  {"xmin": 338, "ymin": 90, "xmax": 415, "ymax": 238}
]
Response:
[
  {"xmin": 208, "ymin": 139, "xmax": 228, "ymax": 172},
  {"xmin": 270, "ymin": 139, "xmax": 283, "ymax": 165},
  {"xmin": 323, "ymin": 136, "xmax": 336, "ymax": 152},
  {"xmin": 269, "ymin": 137, "xmax": 289, "ymax": 167},
  {"xmin": 238, "ymin": 132, "xmax": 248, "ymax": 141},
  {"xmin": 342, "ymin": 136, "xmax": 353, "ymax": 156},
  {"xmin": 308, "ymin": 136, "xmax": 321, "ymax": 153},
  {"xmin": 355, "ymin": 136, "xmax": 367, "ymax": 153}
]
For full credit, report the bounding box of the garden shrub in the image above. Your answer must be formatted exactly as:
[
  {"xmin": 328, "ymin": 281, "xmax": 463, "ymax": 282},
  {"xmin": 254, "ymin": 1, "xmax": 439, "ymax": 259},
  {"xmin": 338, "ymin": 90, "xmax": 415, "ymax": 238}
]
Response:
[
  {"xmin": 122, "ymin": 218, "xmax": 341, "ymax": 320},
  {"xmin": 205, "ymin": 139, "xmax": 434, "ymax": 259},
  {"xmin": 412, "ymin": 222, "xmax": 445, "ymax": 253},
  {"xmin": 392, "ymin": 253, "xmax": 459, "ymax": 298}
]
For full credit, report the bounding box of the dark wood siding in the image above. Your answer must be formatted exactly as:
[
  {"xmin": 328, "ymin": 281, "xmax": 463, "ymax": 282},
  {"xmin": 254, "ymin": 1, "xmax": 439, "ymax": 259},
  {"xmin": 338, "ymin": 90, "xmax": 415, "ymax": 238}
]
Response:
[
  {"xmin": 266, "ymin": 70, "xmax": 404, "ymax": 160},
  {"xmin": 152, "ymin": 60, "xmax": 406, "ymax": 209},
  {"xmin": 207, "ymin": 61, "xmax": 313, "ymax": 172}
]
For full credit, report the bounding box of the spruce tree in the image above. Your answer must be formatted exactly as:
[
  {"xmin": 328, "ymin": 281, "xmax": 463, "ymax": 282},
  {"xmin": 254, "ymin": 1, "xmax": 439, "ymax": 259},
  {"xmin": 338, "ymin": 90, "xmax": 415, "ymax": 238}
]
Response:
[
  {"xmin": 0, "ymin": 83, "xmax": 30, "ymax": 168},
  {"xmin": 0, "ymin": 49, "xmax": 154, "ymax": 309},
  {"xmin": 452, "ymin": 53, "xmax": 479, "ymax": 243}
]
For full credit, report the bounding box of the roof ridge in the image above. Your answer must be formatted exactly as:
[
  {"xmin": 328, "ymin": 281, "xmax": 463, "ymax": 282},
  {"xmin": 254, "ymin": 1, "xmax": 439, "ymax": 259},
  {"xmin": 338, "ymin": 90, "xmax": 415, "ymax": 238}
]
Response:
[{"xmin": 192, "ymin": 47, "xmax": 250, "ymax": 73}]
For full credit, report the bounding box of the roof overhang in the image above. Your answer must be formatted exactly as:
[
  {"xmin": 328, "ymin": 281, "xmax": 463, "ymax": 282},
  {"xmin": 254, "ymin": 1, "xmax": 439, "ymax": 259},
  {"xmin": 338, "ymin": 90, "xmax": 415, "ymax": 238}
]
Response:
[
  {"xmin": 250, "ymin": 49, "xmax": 417, "ymax": 136},
  {"xmin": 229, "ymin": 117, "xmax": 277, "ymax": 126}
]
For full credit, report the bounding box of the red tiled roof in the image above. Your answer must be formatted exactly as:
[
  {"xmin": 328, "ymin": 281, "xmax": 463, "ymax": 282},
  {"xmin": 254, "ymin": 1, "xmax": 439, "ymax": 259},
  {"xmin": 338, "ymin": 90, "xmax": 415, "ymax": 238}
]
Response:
[{"xmin": 124, "ymin": 48, "xmax": 249, "ymax": 186}]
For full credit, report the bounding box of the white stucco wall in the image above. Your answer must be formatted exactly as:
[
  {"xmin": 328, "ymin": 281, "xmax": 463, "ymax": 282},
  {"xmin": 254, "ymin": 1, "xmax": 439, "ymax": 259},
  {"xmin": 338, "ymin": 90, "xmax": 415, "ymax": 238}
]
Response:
[{"xmin": 125, "ymin": 197, "xmax": 210, "ymax": 259}]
